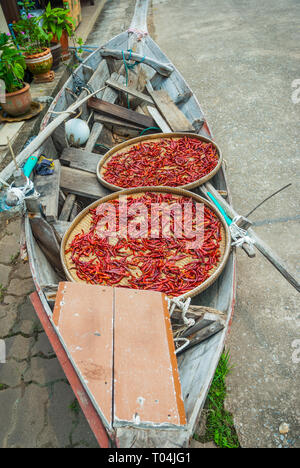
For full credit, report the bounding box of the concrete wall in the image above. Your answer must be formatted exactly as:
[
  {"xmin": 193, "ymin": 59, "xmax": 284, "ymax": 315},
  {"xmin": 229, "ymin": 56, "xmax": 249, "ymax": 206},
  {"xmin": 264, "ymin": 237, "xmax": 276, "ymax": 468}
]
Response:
[{"xmin": 0, "ymin": 5, "xmax": 9, "ymax": 34}]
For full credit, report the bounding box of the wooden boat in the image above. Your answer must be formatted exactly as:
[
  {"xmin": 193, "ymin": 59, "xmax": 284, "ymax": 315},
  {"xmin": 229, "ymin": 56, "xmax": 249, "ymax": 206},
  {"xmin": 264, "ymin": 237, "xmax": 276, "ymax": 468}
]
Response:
[
  {"xmin": 6, "ymin": 0, "xmax": 238, "ymax": 448},
  {"xmin": 0, "ymin": 0, "xmax": 294, "ymax": 448}
]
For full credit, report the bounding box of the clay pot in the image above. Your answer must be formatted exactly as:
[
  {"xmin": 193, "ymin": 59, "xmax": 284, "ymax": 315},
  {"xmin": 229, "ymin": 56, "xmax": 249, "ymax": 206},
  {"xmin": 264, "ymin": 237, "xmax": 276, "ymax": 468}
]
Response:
[
  {"xmin": 59, "ymin": 30, "xmax": 70, "ymax": 62},
  {"xmin": 24, "ymin": 47, "xmax": 53, "ymax": 77},
  {"xmin": 50, "ymin": 42, "xmax": 62, "ymax": 70},
  {"xmin": 2, "ymin": 82, "xmax": 32, "ymax": 117}
]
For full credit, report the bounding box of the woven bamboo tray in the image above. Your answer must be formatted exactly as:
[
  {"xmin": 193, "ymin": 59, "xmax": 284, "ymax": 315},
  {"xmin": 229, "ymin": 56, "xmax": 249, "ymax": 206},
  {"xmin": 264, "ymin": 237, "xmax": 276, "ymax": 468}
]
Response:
[
  {"xmin": 97, "ymin": 133, "xmax": 222, "ymax": 192},
  {"xmin": 61, "ymin": 187, "xmax": 231, "ymax": 299}
]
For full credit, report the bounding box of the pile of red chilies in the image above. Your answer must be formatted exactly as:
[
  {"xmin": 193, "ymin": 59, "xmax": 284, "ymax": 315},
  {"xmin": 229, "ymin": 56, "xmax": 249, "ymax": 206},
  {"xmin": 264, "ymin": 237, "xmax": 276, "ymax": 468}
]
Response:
[
  {"xmin": 66, "ymin": 193, "xmax": 222, "ymax": 297},
  {"xmin": 102, "ymin": 136, "xmax": 219, "ymax": 188}
]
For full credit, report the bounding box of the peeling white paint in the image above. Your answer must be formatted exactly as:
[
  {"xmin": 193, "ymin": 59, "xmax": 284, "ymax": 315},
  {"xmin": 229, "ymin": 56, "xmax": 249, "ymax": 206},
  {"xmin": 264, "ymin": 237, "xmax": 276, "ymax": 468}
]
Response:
[
  {"xmin": 137, "ymin": 396, "xmax": 145, "ymax": 408},
  {"xmin": 133, "ymin": 413, "xmax": 141, "ymax": 425}
]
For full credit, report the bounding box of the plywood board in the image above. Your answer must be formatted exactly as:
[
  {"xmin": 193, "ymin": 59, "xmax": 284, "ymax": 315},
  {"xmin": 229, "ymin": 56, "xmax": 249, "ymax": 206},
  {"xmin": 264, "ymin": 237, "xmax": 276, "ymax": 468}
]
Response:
[
  {"xmin": 113, "ymin": 288, "xmax": 186, "ymax": 428},
  {"xmin": 53, "ymin": 282, "xmax": 114, "ymax": 430}
]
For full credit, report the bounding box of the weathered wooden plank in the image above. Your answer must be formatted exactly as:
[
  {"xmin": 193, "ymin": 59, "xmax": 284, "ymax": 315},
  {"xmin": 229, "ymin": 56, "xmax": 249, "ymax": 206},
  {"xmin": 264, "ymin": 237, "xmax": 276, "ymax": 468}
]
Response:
[
  {"xmin": 177, "ymin": 322, "xmax": 224, "ymax": 356},
  {"xmin": 94, "ymin": 114, "xmax": 146, "ymax": 132},
  {"xmin": 114, "ymin": 288, "xmax": 186, "ymax": 428},
  {"xmin": 148, "ymin": 89, "xmax": 195, "ymax": 132},
  {"xmin": 60, "ymin": 147, "xmax": 103, "ymax": 174},
  {"xmin": 60, "ymin": 166, "xmax": 110, "ymax": 199},
  {"xmin": 146, "ymin": 106, "xmax": 171, "ymax": 132},
  {"xmin": 52, "ymin": 220, "xmax": 71, "ymax": 242},
  {"xmin": 84, "ymin": 72, "xmax": 122, "ymax": 152},
  {"xmin": 88, "ymin": 98, "xmax": 157, "ymax": 129},
  {"xmin": 59, "ymin": 194, "xmax": 76, "ymax": 221},
  {"xmin": 100, "ymin": 48, "xmax": 174, "ymax": 77},
  {"xmin": 106, "ymin": 77, "xmax": 154, "ymax": 106},
  {"xmin": 34, "ymin": 159, "xmax": 61, "ymax": 222},
  {"xmin": 52, "ymin": 282, "xmax": 114, "ymax": 432}
]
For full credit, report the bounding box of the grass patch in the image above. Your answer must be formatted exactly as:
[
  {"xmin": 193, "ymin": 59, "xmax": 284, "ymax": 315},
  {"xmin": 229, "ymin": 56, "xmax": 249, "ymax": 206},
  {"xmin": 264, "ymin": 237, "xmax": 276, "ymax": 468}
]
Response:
[
  {"xmin": 0, "ymin": 284, "xmax": 6, "ymax": 302},
  {"xmin": 69, "ymin": 398, "xmax": 80, "ymax": 415},
  {"xmin": 195, "ymin": 350, "xmax": 240, "ymax": 448},
  {"xmin": 10, "ymin": 252, "xmax": 19, "ymax": 265}
]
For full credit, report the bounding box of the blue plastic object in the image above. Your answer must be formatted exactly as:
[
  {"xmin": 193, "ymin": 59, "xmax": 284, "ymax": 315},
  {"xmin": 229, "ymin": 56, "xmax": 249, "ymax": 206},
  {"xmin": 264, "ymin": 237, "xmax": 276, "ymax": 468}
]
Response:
[
  {"xmin": 23, "ymin": 155, "xmax": 38, "ymax": 177},
  {"xmin": 206, "ymin": 191, "xmax": 232, "ymax": 226}
]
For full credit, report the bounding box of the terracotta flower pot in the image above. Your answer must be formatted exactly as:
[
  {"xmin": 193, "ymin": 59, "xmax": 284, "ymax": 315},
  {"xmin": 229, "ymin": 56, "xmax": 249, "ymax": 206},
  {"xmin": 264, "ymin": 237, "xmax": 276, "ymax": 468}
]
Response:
[
  {"xmin": 25, "ymin": 47, "xmax": 53, "ymax": 78},
  {"xmin": 2, "ymin": 82, "xmax": 32, "ymax": 117},
  {"xmin": 50, "ymin": 42, "xmax": 62, "ymax": 70},
  {"xmin": 59, "ymin": 30, "xmax": 70, "ymax": 62}
]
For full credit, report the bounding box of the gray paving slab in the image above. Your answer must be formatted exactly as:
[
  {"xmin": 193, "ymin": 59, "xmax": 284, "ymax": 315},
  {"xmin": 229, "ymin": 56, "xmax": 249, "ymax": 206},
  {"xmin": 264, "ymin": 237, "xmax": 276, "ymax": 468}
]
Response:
[{"xmin": 152, "ymin": 0, "xmax": 300, "ymax": 448}]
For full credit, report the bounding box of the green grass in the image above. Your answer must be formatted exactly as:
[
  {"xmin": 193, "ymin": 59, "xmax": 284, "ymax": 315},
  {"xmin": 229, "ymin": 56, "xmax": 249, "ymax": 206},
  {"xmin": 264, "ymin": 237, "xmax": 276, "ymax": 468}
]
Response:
[
  {"xmin": 69, "ymin": 398, "xmax": 80, "ymax": 415},
  {"xmin": 0, "ymin": 284, "xmax": 6, "ymax": 302},
  {"xmin": 10, "ymin": 252, "xmax": 19, "ymax": 265},
  {"xmin": 195, "ymin": 350, "xmax": 240, "ymax": 448}
]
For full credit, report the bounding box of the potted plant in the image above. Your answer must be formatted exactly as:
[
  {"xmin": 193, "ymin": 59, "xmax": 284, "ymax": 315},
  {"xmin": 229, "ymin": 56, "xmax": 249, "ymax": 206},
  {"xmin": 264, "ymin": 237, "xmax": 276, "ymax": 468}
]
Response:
[
  {"xmin": 41, "ymin": 2, "xmax": 75, "ymax": 62},
  {"xmin": 0, "ymin": 33, "xmax": 31, "ymax": 117},
  {"xmin": 13, "ymin": 0, "xmax": 54, "ymax": 82}
]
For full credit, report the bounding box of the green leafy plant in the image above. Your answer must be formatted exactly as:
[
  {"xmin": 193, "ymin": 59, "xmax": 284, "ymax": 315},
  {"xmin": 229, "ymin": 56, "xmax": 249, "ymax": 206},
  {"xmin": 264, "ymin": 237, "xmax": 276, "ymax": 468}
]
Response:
[
  {"xmin": 41, "ymin": 2, "xmax": 75, "ymax": 42},
  {"xmin": 194, "ymin": 350, "xmax": 240, "ymax": 448},
  {"xmin": 0, "ymin": 33, "xmax": 26, "ymax": 94},
  {"xmin": 13, "ymin": 0, "xmax": 51, "ymax": 55},
  {"xmin": 0, "ymin": 283, "xmax": 7, "ymax": 301},
  {"xmin": 69, "ymin": 398, "xmax": 80, "ymax": 415}
]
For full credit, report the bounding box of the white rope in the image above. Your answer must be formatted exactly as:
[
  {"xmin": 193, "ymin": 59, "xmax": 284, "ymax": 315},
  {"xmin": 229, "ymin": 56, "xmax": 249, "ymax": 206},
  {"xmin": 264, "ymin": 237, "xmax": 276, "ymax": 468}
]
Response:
[
  {"xmin": 230, "ymin": 216, "xmax": 255, "ymax": 248},
  {"xmin": 167, "ymin": 296, "xmax": 195, "ymax": 327},
  {"xmin": 174, "ymin": 337, "xmax": 190, "ymax": 355},
  {"xmin": 6, "ymin": 177, "xmax": 39, "ymax": 207}
]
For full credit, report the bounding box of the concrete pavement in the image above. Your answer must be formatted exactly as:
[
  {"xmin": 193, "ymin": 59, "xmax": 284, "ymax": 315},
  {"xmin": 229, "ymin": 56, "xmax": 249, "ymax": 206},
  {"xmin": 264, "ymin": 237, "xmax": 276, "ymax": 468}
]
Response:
[
  {"xmin": 151, "ymin": 0, "xmax": 300, "ymax": 448},
  {"xmin": 0, "ymin": 0, "xmax": 299, "ymax": 448}
]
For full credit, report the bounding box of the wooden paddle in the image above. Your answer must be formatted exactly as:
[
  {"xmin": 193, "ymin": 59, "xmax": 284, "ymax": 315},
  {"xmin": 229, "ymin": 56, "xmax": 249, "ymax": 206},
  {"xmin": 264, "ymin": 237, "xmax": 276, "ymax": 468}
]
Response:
[{"xmin": 200, "ymin": 182, "xmax": 300, "ymax": 293}]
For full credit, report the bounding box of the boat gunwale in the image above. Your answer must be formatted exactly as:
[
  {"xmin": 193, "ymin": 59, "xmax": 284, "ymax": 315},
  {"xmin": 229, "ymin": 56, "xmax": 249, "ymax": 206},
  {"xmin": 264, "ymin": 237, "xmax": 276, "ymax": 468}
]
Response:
[{"xmin": 24, "ymin": 22, "xmax": 237, "ymax": 446}]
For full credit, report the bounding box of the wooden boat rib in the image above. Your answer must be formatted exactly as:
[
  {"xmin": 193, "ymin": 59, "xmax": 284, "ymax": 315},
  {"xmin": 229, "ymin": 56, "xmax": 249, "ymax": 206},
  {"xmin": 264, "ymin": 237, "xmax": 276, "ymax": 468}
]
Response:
[{"xmin": 21, "ymin": 0, "xmax": 236, "ymax": 448}]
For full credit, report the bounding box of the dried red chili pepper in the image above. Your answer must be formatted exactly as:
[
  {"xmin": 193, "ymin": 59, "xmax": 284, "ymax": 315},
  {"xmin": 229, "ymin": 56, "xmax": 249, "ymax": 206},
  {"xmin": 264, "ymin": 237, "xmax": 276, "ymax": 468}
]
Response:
[
  {"xmin": 101, "ymin": 136, "xmax": 218, "ymax": 188},
  {"xmin": 66, "ymin": 193, "xmax": 222, "ymax": 297}
]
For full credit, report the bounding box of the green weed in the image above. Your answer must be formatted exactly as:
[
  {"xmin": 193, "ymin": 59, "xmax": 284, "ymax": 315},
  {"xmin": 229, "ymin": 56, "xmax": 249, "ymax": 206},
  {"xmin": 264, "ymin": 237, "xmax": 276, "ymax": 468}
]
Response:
[
  {"xmin": 0, "ymin": 284, "xmax": 6, "ymax": 301},
  {"xmin": 196, "ymin": 350, "xmax": 240, "ymax": 448},
  {"xmin": 69, "ymin": 398, "xmax": 80, "ymax": 415}
]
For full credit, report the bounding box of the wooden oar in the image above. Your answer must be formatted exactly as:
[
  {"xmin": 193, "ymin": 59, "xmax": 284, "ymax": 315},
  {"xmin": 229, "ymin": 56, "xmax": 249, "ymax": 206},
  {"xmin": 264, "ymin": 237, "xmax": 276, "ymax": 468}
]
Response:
[
  {"xmin": 0, "ymin": 86, "xmax": 106, "ymax": 184},
  {"xmin": 200, "ymin": 182, "xmax": 300, "ymax": 293}
]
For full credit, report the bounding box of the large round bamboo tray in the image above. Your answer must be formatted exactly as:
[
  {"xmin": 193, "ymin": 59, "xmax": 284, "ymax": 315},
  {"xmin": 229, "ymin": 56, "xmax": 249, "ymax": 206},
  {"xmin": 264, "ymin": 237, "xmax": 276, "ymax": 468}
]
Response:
[
  {"xmin": 61, "ymin": 187, "xmax": 231, "ymax": 299},
  {"xmin": 97, "ymin": 133, "xmax": 222, "ymax": 192}
]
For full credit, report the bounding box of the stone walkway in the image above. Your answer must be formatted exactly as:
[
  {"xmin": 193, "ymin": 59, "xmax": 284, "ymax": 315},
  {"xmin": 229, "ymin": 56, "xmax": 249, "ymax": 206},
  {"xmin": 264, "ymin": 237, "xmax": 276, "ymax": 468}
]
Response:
[{"xmin": 0, "ymin": 212, "xmax": 98, "ymax": 448}]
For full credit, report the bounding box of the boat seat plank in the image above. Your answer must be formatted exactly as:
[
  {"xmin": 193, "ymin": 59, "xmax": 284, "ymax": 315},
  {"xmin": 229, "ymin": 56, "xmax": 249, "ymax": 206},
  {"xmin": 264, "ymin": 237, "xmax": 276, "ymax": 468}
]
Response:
[
  {"xmin": 105, "ymin": 77, "xmax": 155, "ymax": 106},
  {"xmin": 60, "ymin": 147, "xmax": 103, "ymax": 174},
  {"xmin": 88, "ymin": 98, "xmax": 157, "ymax": 129},
  {"xmin": 147, "ymin": 89, "xmax": 195, "ymax": 132},
  {"xmin": 34, "ymin": 159, "xmax": 61, "ymax": 222},
  {"xmin": 60, "ymin": 166, "xmax": 110, "ymax": 199},
  {"xmin": 52, "ymin": 282, "xmax": 114, "ymax": 430},
  {"xmin": 113, "ymin": 288, "xmax": 186, "ymax": 428}
]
